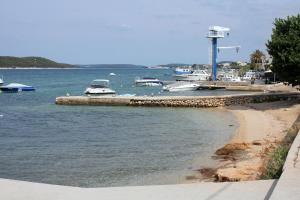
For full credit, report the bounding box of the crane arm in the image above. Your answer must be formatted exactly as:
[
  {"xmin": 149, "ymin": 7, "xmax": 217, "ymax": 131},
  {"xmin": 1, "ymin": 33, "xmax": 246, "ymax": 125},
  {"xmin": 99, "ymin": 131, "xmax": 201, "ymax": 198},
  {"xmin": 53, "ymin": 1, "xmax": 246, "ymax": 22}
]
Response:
[
  {"xmin": 217, "ymin": 46, "xmax": 241, "ymax": 53},
  {"xmin": 209, "ymin": 26, "xmax": 230, "ymax": 32},
  {"xmin": 218, "ymin": 46, "xmax": 241, "ymax": 49}
]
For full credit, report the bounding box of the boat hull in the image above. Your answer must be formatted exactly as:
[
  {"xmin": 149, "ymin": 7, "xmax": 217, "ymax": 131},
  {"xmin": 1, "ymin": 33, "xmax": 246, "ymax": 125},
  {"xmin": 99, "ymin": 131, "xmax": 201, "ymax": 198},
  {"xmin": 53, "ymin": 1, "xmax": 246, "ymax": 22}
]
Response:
[
  {"xmin": 135, "ymin": 82, "xmax": 162, "ymax": 87},
  {"xmin": 135, "ymin": 78, "xmax": 163, "ymax": 87},
  {"xmin": 163, "ymin": 83, "xmax": 200, "ymax": 92},
  {"xmin": 84, "ymin": 87, "xmax": 116, "ymax": 95},
  {"xmin": 168, "ymin": 87, "xmax": 199, "ymax": 92},
  {"xmin": 174, "ymin": 75, "xmax": 209, "ymax": 81},
  {"xmin": 0, "ymin": 88, "xmax": 19, "ymax": 93},
  {"xmin": 174, "ymin": 67, "xmax": 192, "ymax": 75},
  {"xmin": 0, "ymin": 86, "xmax": 35, "ymax": 93}
]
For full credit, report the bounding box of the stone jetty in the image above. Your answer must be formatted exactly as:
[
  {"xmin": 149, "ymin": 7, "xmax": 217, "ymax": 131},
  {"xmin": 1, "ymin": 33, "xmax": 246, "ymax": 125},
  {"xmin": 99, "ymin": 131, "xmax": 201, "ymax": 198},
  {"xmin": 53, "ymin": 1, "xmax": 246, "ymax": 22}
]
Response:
[{"xmin": 56, "ymin": 92, "xmax": 300, "ymax": 108}]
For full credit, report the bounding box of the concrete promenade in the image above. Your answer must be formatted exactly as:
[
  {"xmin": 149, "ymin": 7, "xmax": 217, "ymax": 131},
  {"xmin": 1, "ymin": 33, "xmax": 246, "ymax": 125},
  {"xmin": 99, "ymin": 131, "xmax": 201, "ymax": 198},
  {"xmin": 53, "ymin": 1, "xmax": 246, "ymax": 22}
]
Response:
[{"xmin": 0, "ymin": 179, "xmax": 275, "ymax": 200}]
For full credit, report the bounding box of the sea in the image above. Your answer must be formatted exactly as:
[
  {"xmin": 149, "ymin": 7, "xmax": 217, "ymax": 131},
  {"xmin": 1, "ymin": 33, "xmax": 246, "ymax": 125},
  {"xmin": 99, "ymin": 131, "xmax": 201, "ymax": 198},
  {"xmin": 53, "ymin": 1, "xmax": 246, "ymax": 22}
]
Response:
[{"xmin": 0, "ymin": 66, "xmax": 239, "ymax": 187}]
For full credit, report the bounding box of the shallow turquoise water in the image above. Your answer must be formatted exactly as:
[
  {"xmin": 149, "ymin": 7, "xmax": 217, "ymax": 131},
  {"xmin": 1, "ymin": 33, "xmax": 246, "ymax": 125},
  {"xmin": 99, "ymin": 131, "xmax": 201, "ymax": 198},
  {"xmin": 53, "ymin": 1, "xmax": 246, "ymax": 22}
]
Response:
[{"xmin": 0, "ymin": 68, "xmax": 237, "ymax": 187}]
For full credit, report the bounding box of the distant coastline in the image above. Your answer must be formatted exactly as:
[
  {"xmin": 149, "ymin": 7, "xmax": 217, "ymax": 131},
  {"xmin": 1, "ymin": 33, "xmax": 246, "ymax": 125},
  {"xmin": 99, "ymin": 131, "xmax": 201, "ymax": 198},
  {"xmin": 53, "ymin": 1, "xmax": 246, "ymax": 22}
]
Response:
[
  {"xmin": 0, "ymin": 56, "xmax": 76, "ymax": 68},
  {"xmin": 0, "ymin": 57, "xmax": 148, "ymax": 69},
  {"xmin": 0, "ymin": 67, "xmax": 80, "ymax": 70}
]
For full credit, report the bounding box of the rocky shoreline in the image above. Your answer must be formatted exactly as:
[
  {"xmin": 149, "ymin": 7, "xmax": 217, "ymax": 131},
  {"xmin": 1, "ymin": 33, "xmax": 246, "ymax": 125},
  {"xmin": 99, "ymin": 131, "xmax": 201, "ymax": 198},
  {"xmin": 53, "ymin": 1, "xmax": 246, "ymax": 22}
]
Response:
[{"xmin": 194, "ymin": 100, "xmax": 300, "ymax": 182}]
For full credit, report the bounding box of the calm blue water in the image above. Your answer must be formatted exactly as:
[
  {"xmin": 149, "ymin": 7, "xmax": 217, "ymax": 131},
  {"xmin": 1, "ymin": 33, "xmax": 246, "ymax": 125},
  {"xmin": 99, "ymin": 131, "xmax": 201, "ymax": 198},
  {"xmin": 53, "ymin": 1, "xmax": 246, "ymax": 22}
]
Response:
[{"xmin": 0, "ymin": 68, "xmax": 238, "ymax": 187}]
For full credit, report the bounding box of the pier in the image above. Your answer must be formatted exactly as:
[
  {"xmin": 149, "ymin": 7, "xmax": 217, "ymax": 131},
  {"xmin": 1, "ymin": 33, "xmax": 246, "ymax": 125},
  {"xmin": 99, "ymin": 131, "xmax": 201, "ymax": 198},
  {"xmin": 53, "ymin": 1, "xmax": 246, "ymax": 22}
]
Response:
[{"xmin": 56, "ymin": 92, "xmax": 300, "ymax": 107}]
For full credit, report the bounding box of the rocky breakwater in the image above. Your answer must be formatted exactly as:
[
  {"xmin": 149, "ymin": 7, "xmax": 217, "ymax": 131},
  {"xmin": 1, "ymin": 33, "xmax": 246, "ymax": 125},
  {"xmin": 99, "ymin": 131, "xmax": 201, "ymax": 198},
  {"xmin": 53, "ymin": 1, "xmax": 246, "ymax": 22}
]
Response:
[
  {"xmin": 128, "ymin": 92, "xmax": 300, "ymax": 108},
  {"xmin": 55, "ymin": 92, "xmax": 300, "ymax": 107}
]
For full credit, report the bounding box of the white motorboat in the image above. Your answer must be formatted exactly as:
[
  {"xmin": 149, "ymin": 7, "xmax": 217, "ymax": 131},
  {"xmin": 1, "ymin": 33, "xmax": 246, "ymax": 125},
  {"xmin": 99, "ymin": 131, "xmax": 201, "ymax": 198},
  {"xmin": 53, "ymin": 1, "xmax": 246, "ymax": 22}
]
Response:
[
  {"xmin": 84, "ymin": 79, "xmax": 116, "ymax": 95},
  {"xmin": 0, "ymin": 83, "xmax": 35, "ymax": 92},
  {"xmin": 109, "ymin": 72, "xmax": 116, "ymax": 76},
  {"xmin": 174, "ymin": 70, "xmax": 210, "ymax": 81},
  {"xmin": 163, "ymin": 82, "xmax": 200, "ymax": 92},
  {"xmin": 135, "ymin": 77, "xmax": 163, "ymax": 86},
  {"xmin": 174, "ymin": 67, "xmax": 192, "ymax": 75}
]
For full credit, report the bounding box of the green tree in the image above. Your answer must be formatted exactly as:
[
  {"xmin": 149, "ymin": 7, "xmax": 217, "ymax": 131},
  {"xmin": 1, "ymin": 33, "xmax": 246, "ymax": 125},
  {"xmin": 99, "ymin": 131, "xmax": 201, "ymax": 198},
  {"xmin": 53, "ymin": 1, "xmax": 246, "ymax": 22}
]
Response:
[
  {"xmin": 250, "ymin": 49, "xmax": 265, "ymax": 71},
  {"xmin": 266, "ymin": 14, "xmax": 300, "ymax": 85}
]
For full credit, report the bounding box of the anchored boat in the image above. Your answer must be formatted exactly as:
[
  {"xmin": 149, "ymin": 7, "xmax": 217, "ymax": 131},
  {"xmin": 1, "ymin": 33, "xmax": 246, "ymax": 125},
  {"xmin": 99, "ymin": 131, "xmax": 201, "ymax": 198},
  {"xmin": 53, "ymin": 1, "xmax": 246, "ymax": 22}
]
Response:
[
  {"xmin": 135, "ymin": 77, "xmax": 163, "ymax": 86},
  {"xmin": 0, "ymin": 83, "xmax": 35, "ymax": 92},
  {"xmin": 163, "ymin": 82, "xmax": 200, "ymax": 92},
  {"xmin": 174, "ymin": 67, "xmax": 192, "ymax": 75},
  {"xmin": 174, "ymin": 70, "xmax": 210, "ymax": 81},
  {"xmin": 85, "ymin": 79, "xmax": 116, "ymax": 95}
]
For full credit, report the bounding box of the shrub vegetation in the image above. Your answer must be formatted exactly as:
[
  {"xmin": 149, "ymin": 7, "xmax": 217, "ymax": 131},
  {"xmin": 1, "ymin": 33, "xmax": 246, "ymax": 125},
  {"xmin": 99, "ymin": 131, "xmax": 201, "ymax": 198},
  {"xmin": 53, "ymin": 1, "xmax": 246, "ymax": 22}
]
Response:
[{"xmin": 266, "ymin": 14, "xmax": 300, "ymax": 85}]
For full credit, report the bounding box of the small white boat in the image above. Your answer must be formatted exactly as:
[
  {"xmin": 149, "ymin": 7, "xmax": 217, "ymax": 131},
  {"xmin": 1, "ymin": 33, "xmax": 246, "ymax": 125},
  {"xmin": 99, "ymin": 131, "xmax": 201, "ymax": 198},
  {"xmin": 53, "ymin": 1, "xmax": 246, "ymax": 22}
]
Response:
[
  {"xmin": 145, "ymin": 66, "xmax": 169, "ymax": 69},
  {"xmin": 174, "ymin": 67, "xmax": 192, "ymax": 75},
  {"xmin": 85, "ymin": 79, "xmax": 116, "ymax": 95},
  {"xmin": 163, "ymin": 82, "xmax": 200, "ymax": 92},
  {"xmin": 109, "ymin": 73, "xmax": 116, "ymax": 76},
  {"xmin": 174, "ymin": 70, "xmax": 210, "ymax": 81},
  {"xmin": 135, "ymin": 77, "xmax": 163, "ymax": 86},
  {"xmin": 0, "ymin": 83, "xmax": 35, "ymax": 92}
]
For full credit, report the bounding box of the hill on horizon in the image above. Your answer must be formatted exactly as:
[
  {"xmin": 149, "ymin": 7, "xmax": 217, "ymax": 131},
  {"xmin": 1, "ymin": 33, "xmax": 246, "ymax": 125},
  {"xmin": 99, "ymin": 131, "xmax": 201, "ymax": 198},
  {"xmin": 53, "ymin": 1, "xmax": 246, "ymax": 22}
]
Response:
[{"xmin": 0, "ymin": 56, "xmax": 75, "ymax": 68}]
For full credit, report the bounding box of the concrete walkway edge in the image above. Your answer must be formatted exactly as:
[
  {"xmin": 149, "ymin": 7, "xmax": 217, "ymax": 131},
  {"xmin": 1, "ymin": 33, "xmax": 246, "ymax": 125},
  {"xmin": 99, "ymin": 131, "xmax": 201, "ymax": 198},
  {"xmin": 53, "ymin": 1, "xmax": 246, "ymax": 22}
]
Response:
[{"xmin": 269, "ymin": 130, "xmax": 300, "ymax": 199}]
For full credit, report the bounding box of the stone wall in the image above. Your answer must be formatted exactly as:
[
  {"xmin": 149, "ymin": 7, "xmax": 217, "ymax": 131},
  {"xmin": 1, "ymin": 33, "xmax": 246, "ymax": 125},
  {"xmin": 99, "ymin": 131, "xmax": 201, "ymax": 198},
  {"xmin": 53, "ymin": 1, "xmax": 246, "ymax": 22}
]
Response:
[{"xmin": 128, "ymin": 93, "xmax": 299, "ymax": 108}]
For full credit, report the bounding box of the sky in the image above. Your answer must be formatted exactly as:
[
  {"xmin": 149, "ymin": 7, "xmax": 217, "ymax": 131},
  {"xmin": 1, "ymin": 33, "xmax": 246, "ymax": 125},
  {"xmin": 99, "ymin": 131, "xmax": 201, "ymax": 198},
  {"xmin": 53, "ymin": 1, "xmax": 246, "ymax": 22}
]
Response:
[{"xmin": 0, "ymin": 0, "xmax": 299, "ymax": 65}]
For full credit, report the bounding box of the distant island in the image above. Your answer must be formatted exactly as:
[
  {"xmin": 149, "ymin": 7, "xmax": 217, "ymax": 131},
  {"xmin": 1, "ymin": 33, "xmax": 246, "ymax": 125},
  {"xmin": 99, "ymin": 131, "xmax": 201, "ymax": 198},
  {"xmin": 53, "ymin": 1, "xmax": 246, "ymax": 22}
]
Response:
[
  {"xmin": 81, "ymin": 64, "xmax": 145, "ymax": 68},
  {"xmin": 0, "ymin": 56, "xmax": 75, "ymax": 68}
]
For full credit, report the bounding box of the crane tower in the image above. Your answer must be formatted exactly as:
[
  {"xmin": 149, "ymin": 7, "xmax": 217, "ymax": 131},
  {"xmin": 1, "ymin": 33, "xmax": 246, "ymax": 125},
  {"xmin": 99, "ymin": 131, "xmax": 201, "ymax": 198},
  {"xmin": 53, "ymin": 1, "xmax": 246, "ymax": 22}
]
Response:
[{"xmin": 207, "ymin": 26, "xmax": 230, "ymax": 81}]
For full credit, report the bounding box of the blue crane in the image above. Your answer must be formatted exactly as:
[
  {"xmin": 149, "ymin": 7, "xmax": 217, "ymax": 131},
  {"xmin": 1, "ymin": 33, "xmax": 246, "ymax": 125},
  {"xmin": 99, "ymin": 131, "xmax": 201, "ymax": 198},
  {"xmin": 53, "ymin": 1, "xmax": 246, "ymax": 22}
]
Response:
[{"xmin": 207, "ymin": 26, "xmax": 231, "ymax": 81}]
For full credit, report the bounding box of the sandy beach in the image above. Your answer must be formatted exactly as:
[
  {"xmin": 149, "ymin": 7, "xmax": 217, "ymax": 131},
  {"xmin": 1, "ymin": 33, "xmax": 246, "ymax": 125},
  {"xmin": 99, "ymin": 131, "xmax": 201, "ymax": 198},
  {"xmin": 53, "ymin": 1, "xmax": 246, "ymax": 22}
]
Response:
[{"xmin": 197, "ymin": 100, "xmax": 300, "ymax": 182}]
